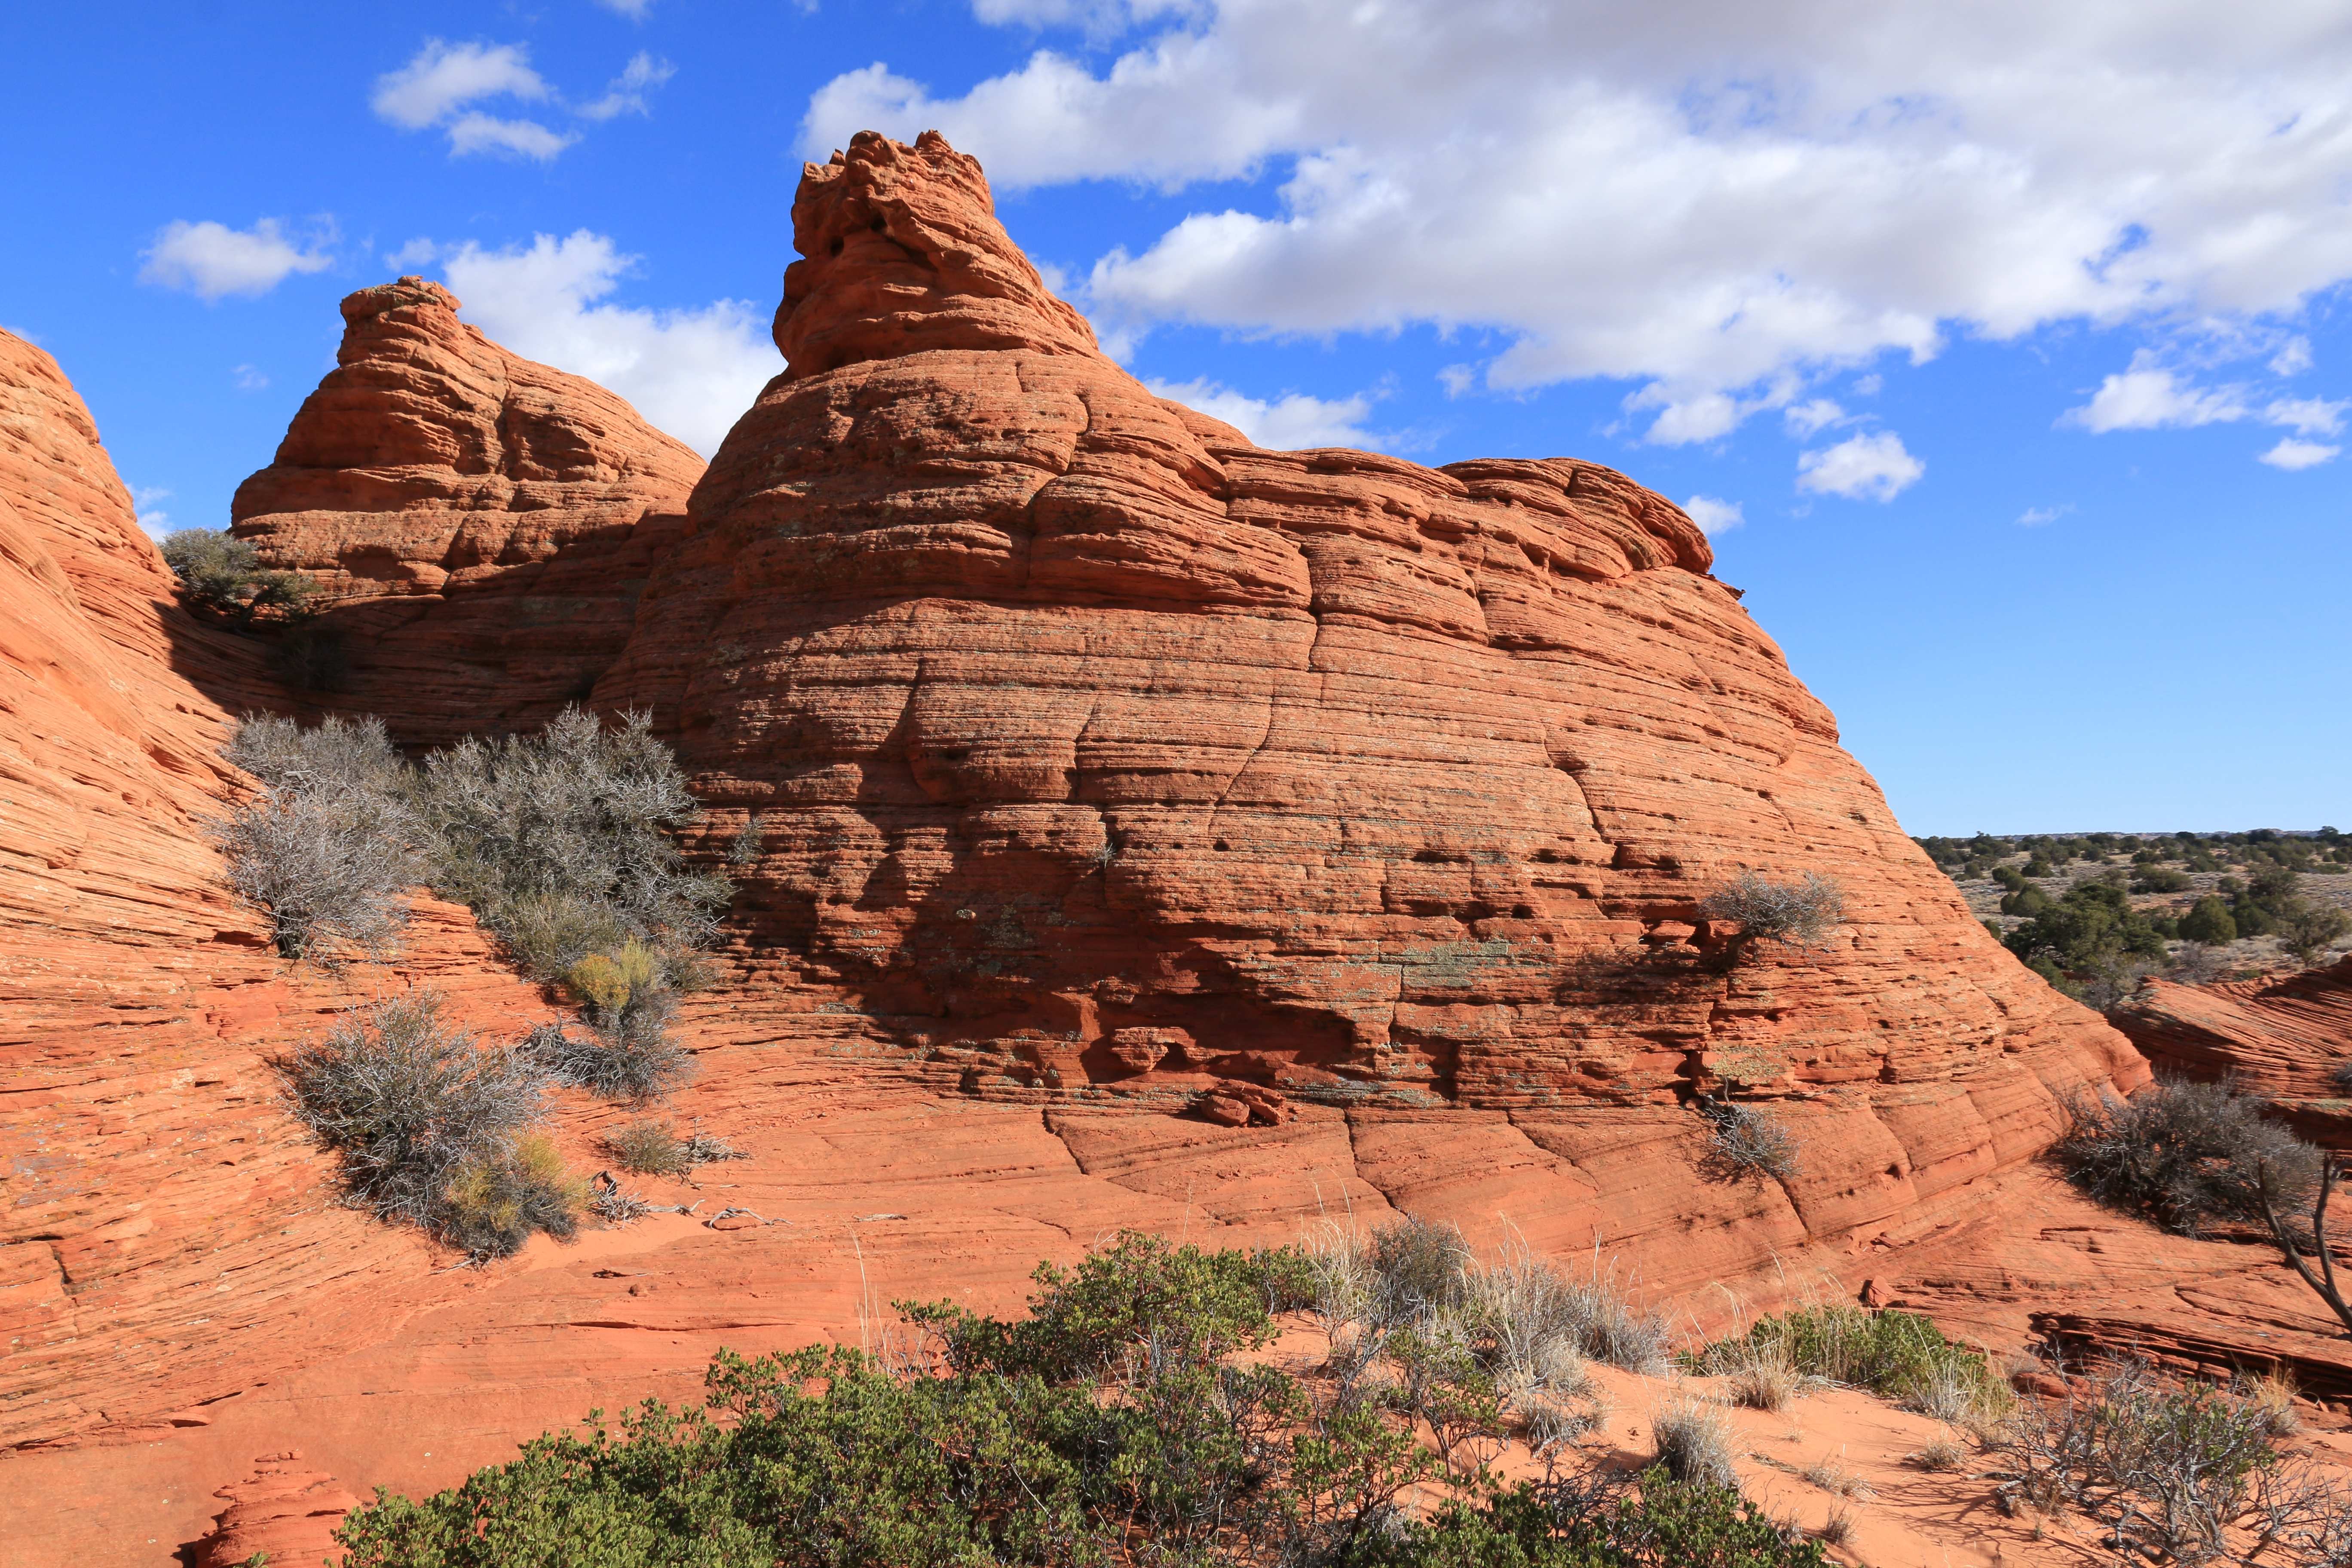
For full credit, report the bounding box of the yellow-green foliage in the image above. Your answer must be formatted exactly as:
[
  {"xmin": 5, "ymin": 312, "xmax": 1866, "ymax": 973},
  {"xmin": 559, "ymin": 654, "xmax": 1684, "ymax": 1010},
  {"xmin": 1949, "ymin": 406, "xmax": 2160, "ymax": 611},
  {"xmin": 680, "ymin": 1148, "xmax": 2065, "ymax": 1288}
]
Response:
[
  {"xmin": 567, "ymin": 941, "xmax": 662, "ymax": 1014},
  {"xmin": 440, "ymin": 1134, "xmax": 586, "ymax": 1260}
]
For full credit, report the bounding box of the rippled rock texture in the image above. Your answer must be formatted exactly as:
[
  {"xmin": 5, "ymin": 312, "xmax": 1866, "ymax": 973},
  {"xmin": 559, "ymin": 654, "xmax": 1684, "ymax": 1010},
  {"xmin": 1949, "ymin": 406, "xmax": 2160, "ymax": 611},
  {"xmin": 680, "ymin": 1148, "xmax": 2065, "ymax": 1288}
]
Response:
[{"xmin": 230, "ymin": 276, "xmax": 706, "ymax": 747}]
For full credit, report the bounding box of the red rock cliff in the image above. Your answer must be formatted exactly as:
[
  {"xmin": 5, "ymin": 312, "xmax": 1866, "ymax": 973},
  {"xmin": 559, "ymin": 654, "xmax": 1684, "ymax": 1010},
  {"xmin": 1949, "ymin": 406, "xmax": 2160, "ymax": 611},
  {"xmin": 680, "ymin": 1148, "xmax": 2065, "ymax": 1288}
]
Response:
[
  {"xmin": 230, "ymin": 276, "xmax": 708, "ymax": 746},
  {"xmin": 602, "ymin": 132, "xmax": 2144, "ymax": 1160}
]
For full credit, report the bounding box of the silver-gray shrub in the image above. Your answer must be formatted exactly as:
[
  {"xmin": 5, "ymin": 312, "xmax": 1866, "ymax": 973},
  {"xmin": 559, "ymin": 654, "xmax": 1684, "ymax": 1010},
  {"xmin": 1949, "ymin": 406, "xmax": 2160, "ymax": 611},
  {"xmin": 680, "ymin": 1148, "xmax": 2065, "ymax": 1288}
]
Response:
[
  {"xmin": 1700, "ymin": 870, "xmax": 1845, "ymax": 960},
  {"xmin": 409, "ymin": 707, "xmax": 730, "ymax": 979},
  {"xmin": 215, "ymin": 714, "xmax": 423, "ymax": 958},
  {"xmin": 277, "ymin": 992, "xmax": 548, "ymax": 1231}
]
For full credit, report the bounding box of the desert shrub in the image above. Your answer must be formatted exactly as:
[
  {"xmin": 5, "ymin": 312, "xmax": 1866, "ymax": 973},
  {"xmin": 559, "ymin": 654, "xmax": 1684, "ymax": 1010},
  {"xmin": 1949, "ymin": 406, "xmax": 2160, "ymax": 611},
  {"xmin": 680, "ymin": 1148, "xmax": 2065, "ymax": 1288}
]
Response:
[
  {"xmin": 410, "ymin": 706, "xmax": 730, "ymax": 978},
  {"xmin": 1651, "ymin": 1399, "xmax": 1738, "ymax": 1489},
  {"xmin": 1998, "ymin": 1358, "xmax": 2339, "ymax": 1565},
  {"xmin": 215, "ymin": 714, "xmax": 423, "ymax": 958},
  {"xmin": 1911, "ymin": 1434, "xmax": 1968, "ymax": 1472},
  {"xmin": 2132, "ymin": 866, "xmax": 2192, "ymax": 894},
  {"xmin": 1367, "ymin": 1216, "xmax": 1475, "ymax": 1326},
  {"xmin": 605, "ymin": 1119, "xmax": 690, "ymax": 1178},
  {"xmin": 1697, "ymin": 1098, "xmax": 1801, "ymax": 1183},
  {"xmin": 2005, "ymin": 876, "xmax": 2171, "ymax": 1002},
  {"xmin": 440, "ymin": 1133, "xmax": 585, "ymax": 1260},
  {"xmin": 1700, "ymin": 871, "xmax": 1844, "ymax": 962},
  {"xmin": 159, "ymin": 527, "xmax": 318, "ymax": 626},
  {"xmin": 1724, "ymin": 1349, "xmax": 1802, "ymax": 1412},
  {"xmin": 1693, "ymin": 1304, "xmax": 2010, "ymax": 1421},
  {"xmin": 277, "ymin": 993, "xmax": 553, "ymax": 1246},
  {"xmin": 520, "ymin": 1018, "xmax": 691, "ymax": 1104},
  {"xmin": 2333, "ymin": 1062, "xmax": 2352, "ymax": 1096},
  {"xmin": 337, "ymin": 1234, "xmax": 1824, "ymax": 1568},
  {"xmin": 2285, "ymin": 901, "xmax": 2352, "ymax": 966},
  {"xmin": 2055, "ymin": 1079, "xmax": 2321, "ymax": 1235},
  {"xmin": 1999, "ymin": 884, "xmax": 2055, "ymax": 917}
]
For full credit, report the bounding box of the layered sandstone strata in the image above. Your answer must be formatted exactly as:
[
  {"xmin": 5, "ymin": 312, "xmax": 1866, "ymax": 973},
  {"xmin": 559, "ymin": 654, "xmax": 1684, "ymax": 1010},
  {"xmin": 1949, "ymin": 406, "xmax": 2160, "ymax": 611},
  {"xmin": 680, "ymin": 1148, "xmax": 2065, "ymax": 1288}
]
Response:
[
  {"xmin": 230, "ymin": 276, "xmax": 707, "ymax": 746},
  {"xmin": 0, "ymin": 327, "xmax": 549, "ymax": 1448},
  {"xmin": 603, "ymin": 132, "xmax": 2144, "ymax": 1147},
  {"xmin": 2115, "ymin": 954, "xmax": 2352, "ymax": 1147}
]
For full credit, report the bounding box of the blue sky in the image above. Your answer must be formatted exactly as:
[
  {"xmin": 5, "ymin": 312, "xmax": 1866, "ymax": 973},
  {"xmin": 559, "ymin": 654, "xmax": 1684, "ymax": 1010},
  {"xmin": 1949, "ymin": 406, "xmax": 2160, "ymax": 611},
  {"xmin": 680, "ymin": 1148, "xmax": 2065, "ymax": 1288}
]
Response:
[{"xmin": 4, "ymin": 0, "xmax": 2346, "ymax": 836}]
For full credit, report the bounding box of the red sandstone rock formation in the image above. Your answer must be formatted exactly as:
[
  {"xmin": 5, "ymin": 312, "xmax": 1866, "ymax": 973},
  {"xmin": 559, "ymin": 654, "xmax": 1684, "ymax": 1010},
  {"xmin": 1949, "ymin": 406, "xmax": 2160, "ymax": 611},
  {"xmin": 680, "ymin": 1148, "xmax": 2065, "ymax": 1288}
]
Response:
[
  {"xmin": 2114, "ymin": 954, "xmax": 2352, "ymax": 1147},
  {"xmin": 605, "ymin": 130, "xmax": 2142, "ymax": 1146},
  {"xmin": 230, "ymin": 276, "xmax": 707, "ymax": 746},
  {"xmin": 192, "ymin": 1450, "xmax": 356, "ymax": 1567},
  {"xmin": 0, "ymin": 326, "xmax": 550, "ymax": 1454}
]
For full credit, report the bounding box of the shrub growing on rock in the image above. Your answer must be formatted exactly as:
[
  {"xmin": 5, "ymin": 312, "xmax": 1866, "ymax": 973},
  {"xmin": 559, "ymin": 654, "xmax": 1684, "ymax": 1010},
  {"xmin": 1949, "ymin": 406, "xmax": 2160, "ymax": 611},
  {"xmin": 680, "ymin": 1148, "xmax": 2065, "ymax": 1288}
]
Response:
[
  {"xmin": 1697, "ymin": 1096, "xmax": 1801, "ymax": 1183},
  {"xmin": 2056, "ymin": 1079, "xmax": 2321, "ymax": 1236},
  {"xmin": 1700, "ymin": 871, "xmax": 1844, "ymax": 964},
  {"xmin": 277, "ymin": 993, "xmax": 566, "ymax": 1259},
  {"xmin": 160, "ymin": 527, "xmax": 319, "ymax": 626},
  {"xmin": 409, "ymin": 706, "xmax": 730, "ymax": 978},
  {"xmin": 438, "ymin": 1134, "xmax": 584, "ymax": 1260},
  {"xmin": 214, "ymin": 715, "xmax": 423, "ymax": 958}
]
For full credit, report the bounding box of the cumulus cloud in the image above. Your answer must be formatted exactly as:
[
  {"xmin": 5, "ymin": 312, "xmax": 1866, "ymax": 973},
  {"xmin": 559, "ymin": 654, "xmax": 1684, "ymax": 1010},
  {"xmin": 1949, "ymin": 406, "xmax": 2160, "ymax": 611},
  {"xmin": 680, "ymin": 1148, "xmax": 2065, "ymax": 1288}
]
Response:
[
  {"xmin": 582, "ymin": 53, "xmax": 676, "ymax": 120},
  {"xmin": 1783, "ymin": 398, "xmax": 1844, "ymax": 437},
  {"xmin": 440, "ymin": 231, "xmax": 776, "ymax": 458},
  {"xmin": 372, "ymin": 40, "xmax": 549, "ymax": 129},
  {"xmin": 1796, "ymin": 430, "xmax": 1923, "ymax": 502},
  {"xmin": 1146, "ymin": 377, "xmax": 1378, "ymax": 448},
  {"xmin": 2264, "ymin": 396, "xmax": 2347, "ymax": 437},
  {"xmin": 132, "ymin": 486, "xmax": 172, "ymax": 534},
  {"xmin": 805, "ymin": 2, "xmax": 2352, "ymax": 433},
  {"xmin": 372, "ymin": 40, "xmax": 659, "ymax": 160},
  {"xmin": 139, "ymin": 218, "xmax": 334, "ymax": 301},
  {"xmin": 1683, "ymin": 495, "xmax": 1743, "ymax": 536},
  {"xmin": 2258, "ymin": 437, "xmax": 2340, "ymax": 470},
  {"xmin": 2062, "ymin": 352, "xmax": 2249, "ymax": 432}
]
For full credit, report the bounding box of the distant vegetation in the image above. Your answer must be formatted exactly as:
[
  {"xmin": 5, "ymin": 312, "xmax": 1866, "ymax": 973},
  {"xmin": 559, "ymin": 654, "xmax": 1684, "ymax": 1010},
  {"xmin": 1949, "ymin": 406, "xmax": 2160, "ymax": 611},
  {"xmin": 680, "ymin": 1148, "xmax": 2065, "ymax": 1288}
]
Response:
[
  {"xmin": 1913, "ymin": 828, "xmax": 2352, "ymax": 1004},
  {"xmin": 158, "ymin": 526, "xmax": 318, "ymax": 626}
]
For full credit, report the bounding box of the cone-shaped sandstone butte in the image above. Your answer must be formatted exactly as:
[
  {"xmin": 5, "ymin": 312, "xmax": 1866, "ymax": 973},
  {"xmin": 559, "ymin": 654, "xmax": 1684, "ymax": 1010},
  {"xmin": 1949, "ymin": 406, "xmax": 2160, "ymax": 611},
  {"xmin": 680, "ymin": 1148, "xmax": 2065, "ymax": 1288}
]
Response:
[
  {"xmin": 595, "ymin": 131, "xmax": 2146, "ymax": 1142},
  {"xmin": 230, "ymin": 276, "xmax": 705, "ymax": 747}
]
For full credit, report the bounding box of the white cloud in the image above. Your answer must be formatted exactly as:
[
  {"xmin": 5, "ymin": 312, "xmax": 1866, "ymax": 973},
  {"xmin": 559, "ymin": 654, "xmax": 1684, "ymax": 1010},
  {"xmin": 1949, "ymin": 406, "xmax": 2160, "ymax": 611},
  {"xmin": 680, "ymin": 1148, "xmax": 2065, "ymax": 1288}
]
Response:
[
  {"xmin": 132, "ymin": 486, "xmax": 171, "ymax": 534},
  {"xmin": 1783, "ymin": 398, "xmax": 1844, "ymax": 437},
  {"xmin": 2017, "ymin": 504, "xmax": 2072, "ymax": 527},
  {"xmin": 232, "ymin": 364, "xmax": 268, "ymax": 390},
  {"xmin": 385, "ymin": 237, "xmax": 439, "ymax": 270},
  {"xmin": 1796, "ymin": 430, "xmax": 1923, "ymax": 502},
  {"xmin": 441, "ymin": 231, "xmax": 777, "ymax": 459},
  {"xmin": 596, "ymin": 0, "xmax": 654, "ymax": 15},
  {"xmin": 447, "ymin": 113, "xmax": 579, "ymax": 161},
  {"xmin": 2062, "ymin": 351, "xmax": 2248, "ymax": 432},
  {"xmin": 581, "ymin": 52, "xmax": 676, "ymax": 121},
  {"xmin": 2264, "ymin": 396, "xmax": 2347, "ymax": 437},
  {"xmin": 1146, "ymin": 376, "xmax": 1377, "ymax": 448},
  {"xmin": 1683, "ymin": 494, "xmax": 1743, "ymax": 536},
  {"xmin": 2258, "ymin": 437, "xmax": 2340, "ymax": 470},
  {"xmin": 372, "ymin": 40, "xmax": 549, "ymax": 129},
  {"xmin": 1436, "ymin": 363, "xmax": 1475, "ymax": 398},
  {"xmin": 139, "ymin": 218, "xmax": 334, "ymax": 301},
  {"xmin": 807, "ymin": 2, "xmax": 2352, "ymax": 431},
  {"xmin": 2270, "ymin": 337, "xmax": 2314, "ymax": 377}
]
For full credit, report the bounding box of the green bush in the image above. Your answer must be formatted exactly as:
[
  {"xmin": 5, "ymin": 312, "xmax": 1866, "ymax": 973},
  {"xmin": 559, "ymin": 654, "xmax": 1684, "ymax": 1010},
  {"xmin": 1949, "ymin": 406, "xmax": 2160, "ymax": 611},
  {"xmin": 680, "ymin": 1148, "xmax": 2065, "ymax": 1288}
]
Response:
[
  {"xmin": 2055, "ymin": 1080, "xmax": 2321, "ymax": 1236},
  {"xmin": 2004, "ymin": 876, "xmax": 2170, "ymax": 1003},
  {"xmin": 335, "ymin": 1234, "xmax": 1827, "ymax": 1568},
  {"xmin": 159, "ymin": 527, "xmax": 318, "ymax": 626},
  {"xmin": 1691, "ymin": 1304, "xmax": 2010, "ymax": 1421},
  {"xmin": 439, "ymin": 1133, "xmax": 585, "ymax": 1259},
  {"xmin": 2175, "ymin": 895, "xmax": 2238, "ymax": 946}
]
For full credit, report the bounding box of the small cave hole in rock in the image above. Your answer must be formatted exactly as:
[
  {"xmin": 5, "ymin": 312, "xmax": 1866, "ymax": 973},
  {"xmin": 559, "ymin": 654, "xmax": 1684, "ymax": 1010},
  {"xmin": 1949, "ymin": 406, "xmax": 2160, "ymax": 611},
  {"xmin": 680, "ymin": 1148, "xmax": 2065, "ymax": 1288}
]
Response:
[{"xmin": 1214, "ymin": 838, "xmax": 1230, "ymax": 852}]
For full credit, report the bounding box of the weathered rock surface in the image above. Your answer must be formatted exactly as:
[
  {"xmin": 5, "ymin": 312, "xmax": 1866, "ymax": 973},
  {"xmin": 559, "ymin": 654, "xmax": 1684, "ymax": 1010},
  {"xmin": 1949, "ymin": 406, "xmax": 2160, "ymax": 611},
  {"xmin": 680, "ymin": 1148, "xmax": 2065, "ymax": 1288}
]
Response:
[
  {"xmin": 230, "ymin": 276, "xmax": 707, "ymax": 746},
  {"xmin": 191, "ymin": 1450, "xmax": 356, "ymax": 1567},
  {"xmin": 604, "ymin": 130, "xmax": 2143, "ymax": 1170},
  {"xmin": 2114, "ymin": 954, "xmax": 2352, "ymax": 1147}
]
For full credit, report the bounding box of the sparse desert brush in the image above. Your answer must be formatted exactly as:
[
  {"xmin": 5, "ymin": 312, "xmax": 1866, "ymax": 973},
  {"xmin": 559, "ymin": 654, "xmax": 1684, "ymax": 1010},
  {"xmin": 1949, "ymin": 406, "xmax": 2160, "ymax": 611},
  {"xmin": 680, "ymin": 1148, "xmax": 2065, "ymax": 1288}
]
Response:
[
  {"xmin": 1725, "ymin": 1345, "xmax": 1804, "ymax": 1412},
  {"xmin": 521, "ymin": 1014, "xmax": 690, "ymax": 1103},
  {"xmin": 606, "ymin": 1118, "xmax": 691, "ymax": 1177},
  {"xmin": 439, "ymin": 1134, "xmax": 585, "ymax": 1261},
  {"xmin": 2244, "ymin": 1369, "xmax": 2302, "ymax": 1437},
  {"xmin": 160, "ymin": 527, "xmax": 320, "ymax": 626},
  {"xmin": 1693, "ymin": 1301, "xmax": 2012, "ymax": 1422},
  {"xmin": 2056, "ymin": 1078, "xmax": 2319, "ymax": 1235},
  {"xmin": 215, "ymin": 714, "xmax": 423, "ymax": 959},
  {"xmin": 1700, "ymin": 870, "xmax": 1846, "ymax": 963},
  {"xmin": 1652, "ymin": 1397, "xmax": 1740, "ymax": 1489},
  {"xmin": 1911, "ymin": 1433, "xmax": 1969, "ymax": 1471},
  {"xmin": 1698, "ymin": 1096, "xmax": 1802, "ymax": 1183},
  {"xmin": 1816, "ymin": 1506, "xmax": 1857, "ymax": 1547},
  {"xmin": 277, "ymin": 992, "xmax": 569, "ymax": 1260},
  {"xmin": 1800, "ymin": 1457, "xmax": 1873, "ymax": 1500}
]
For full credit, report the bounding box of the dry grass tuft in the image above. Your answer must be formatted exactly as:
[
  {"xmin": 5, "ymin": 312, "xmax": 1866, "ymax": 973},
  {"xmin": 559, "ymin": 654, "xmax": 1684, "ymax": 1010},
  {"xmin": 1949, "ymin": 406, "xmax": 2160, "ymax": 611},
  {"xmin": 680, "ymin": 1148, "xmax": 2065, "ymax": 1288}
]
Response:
[
  {"xmin": 1910, "ymin": 1433, "xmax": 1969, "ymax": 1472},
  {"xmin": 1652, "ymin": 1397, "xmax": 1739, "ymax": 1489},
  {"xmin": 1801, "ymin": 1457, "xmax": 1874, "ymax": 1500}
]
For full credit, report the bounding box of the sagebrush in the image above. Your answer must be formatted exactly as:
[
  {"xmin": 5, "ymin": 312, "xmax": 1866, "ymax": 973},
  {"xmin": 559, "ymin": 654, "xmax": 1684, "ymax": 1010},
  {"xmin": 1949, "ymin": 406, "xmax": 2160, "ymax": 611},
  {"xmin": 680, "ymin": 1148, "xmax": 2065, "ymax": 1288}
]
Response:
[
  {"xmin": 215, "ymin": 714, "xmax": 422, "ymax": 958},
  {"xmin": 276, "ymin": 993, "xmax": 575, "ymax": 1259},
  {"xmin": 1700, "ymin": 871, "xmax": 1844, "ymax": 963},
  {"xmin": 2055, "ymin": 1078, "xmax": 2320, "ymax": 1236}
]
